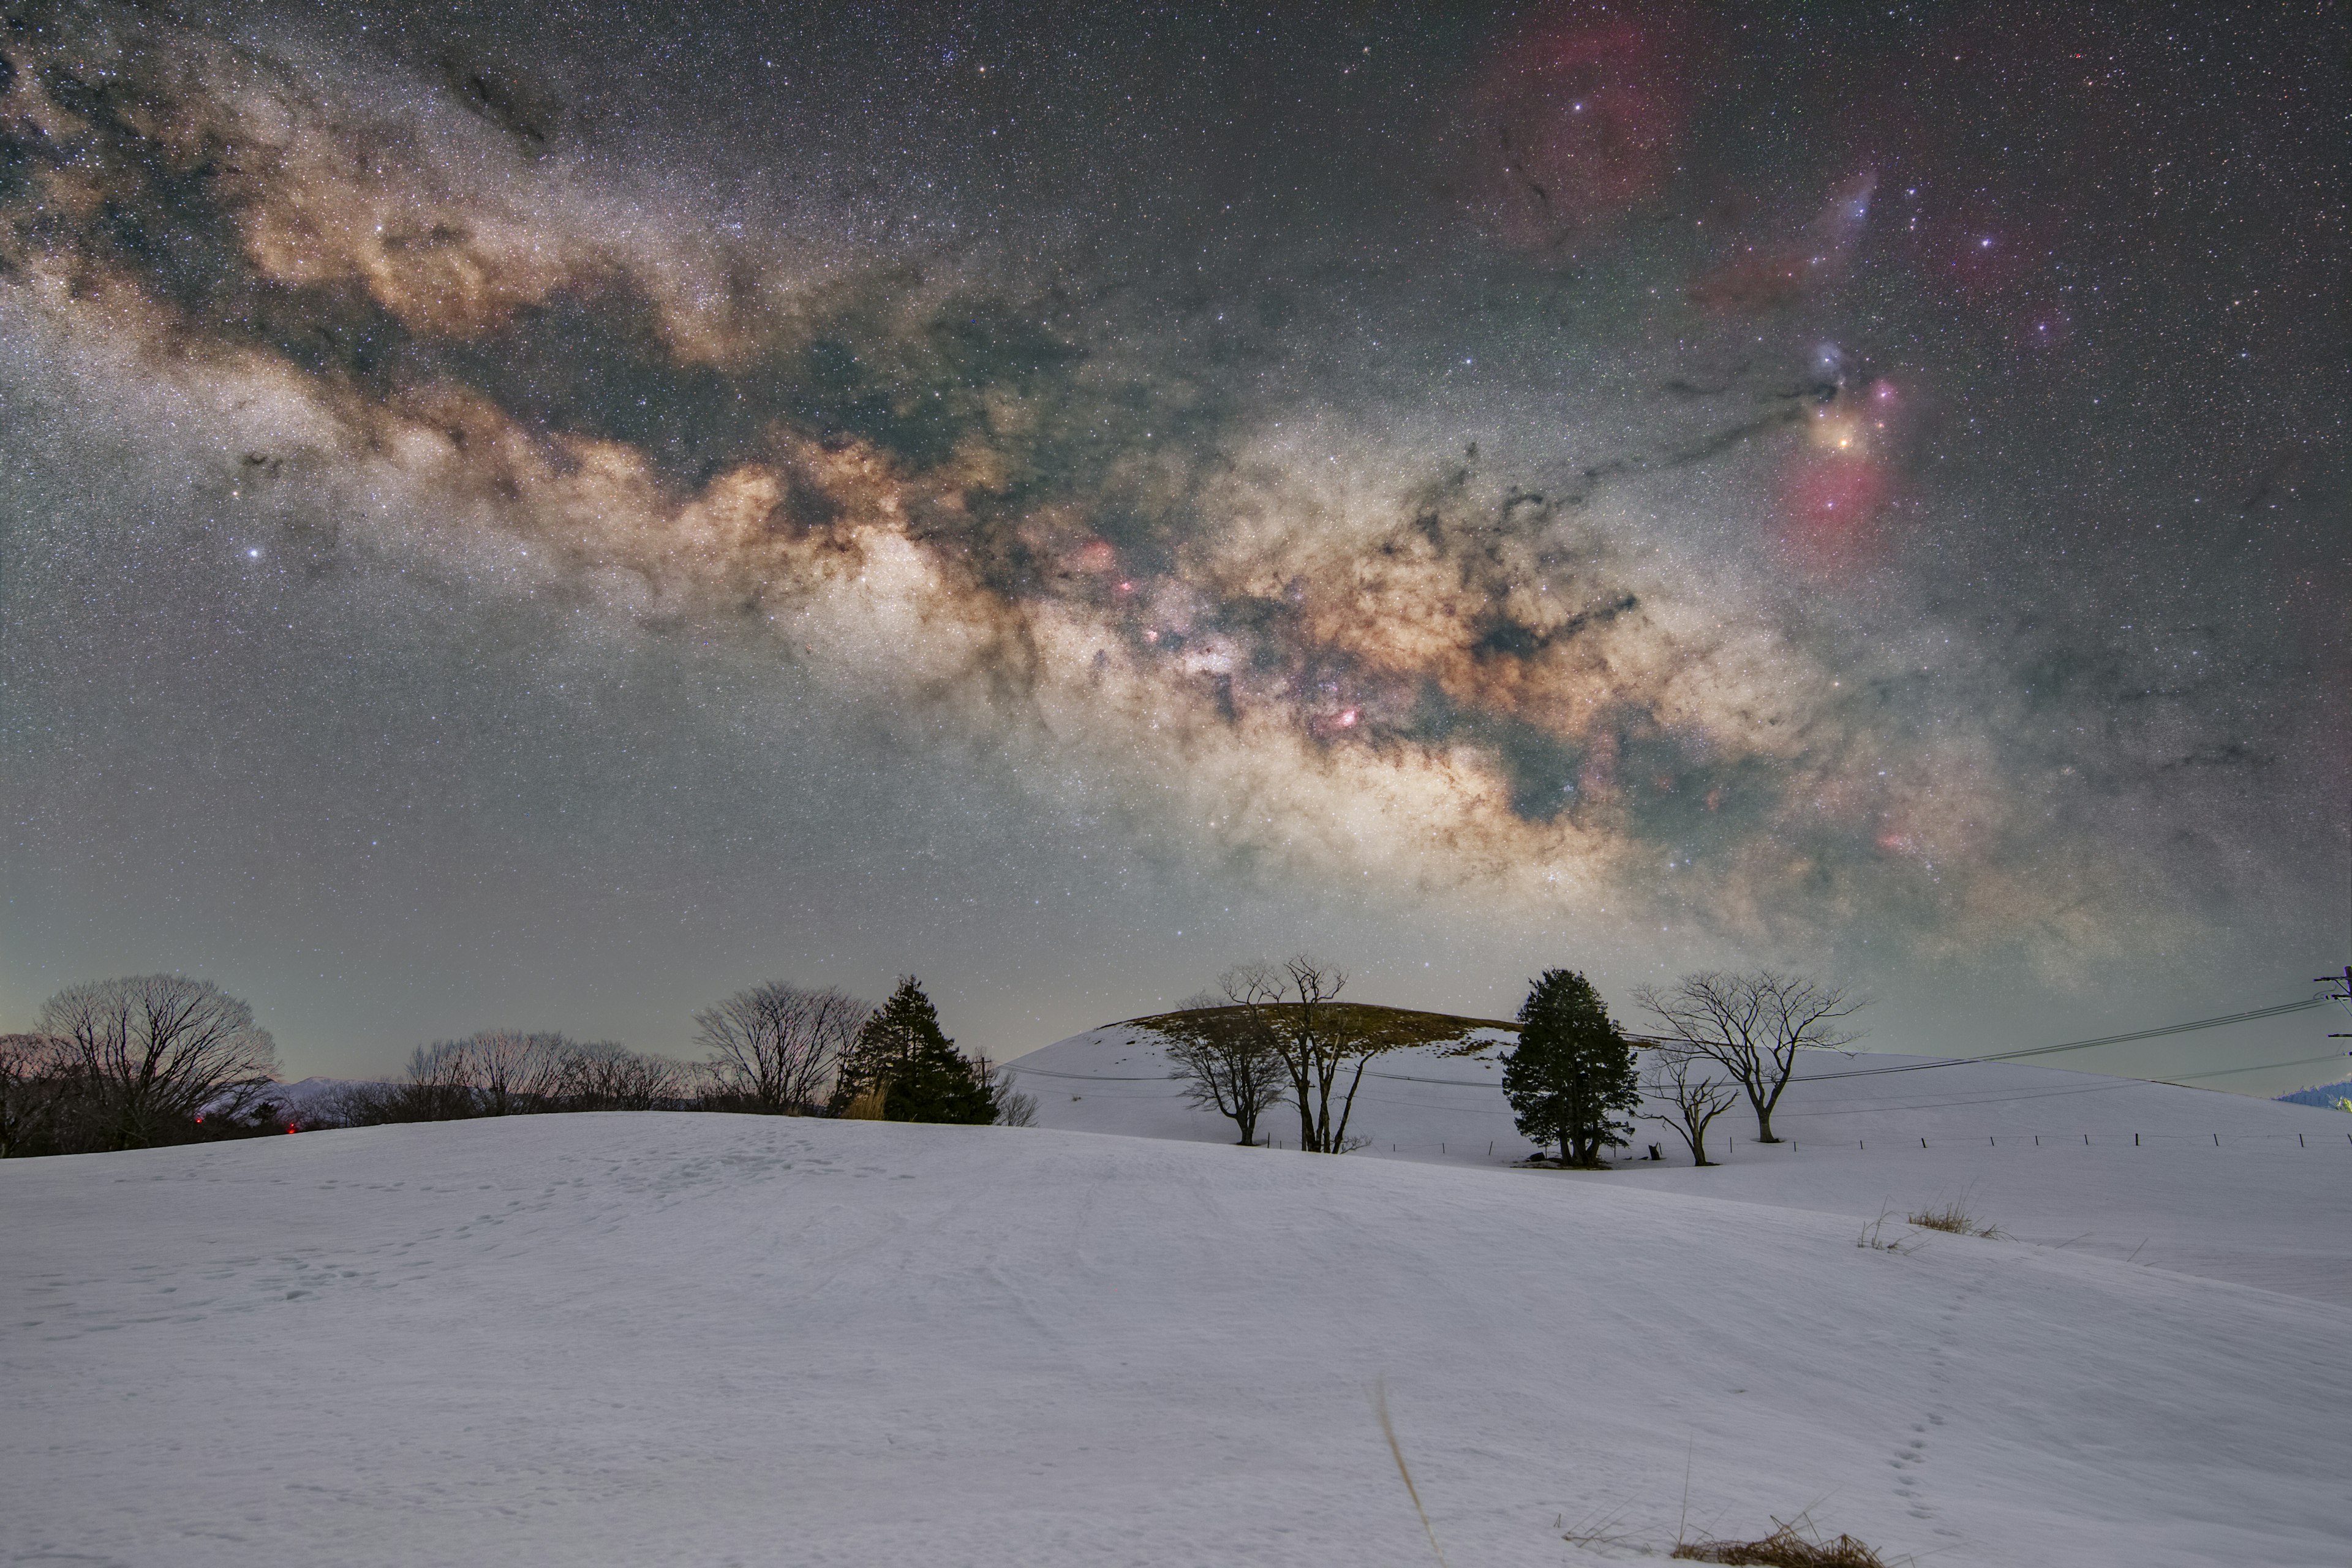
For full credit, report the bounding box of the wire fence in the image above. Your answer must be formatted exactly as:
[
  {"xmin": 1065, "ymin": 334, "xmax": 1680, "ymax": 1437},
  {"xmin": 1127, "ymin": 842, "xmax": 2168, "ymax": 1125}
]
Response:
[
  {"xmin": 1243, "ymin": 1126, "xmax": 2352, "ymax": 1159},
  {"xmin": 1009, "ymin": 1054, "xmax": 2352, "ymax": 1159}
]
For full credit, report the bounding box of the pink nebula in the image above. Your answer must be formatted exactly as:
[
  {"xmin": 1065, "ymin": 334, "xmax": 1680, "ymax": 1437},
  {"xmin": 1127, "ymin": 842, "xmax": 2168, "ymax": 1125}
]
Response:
[{"xmin": 1454, "ymin": 3, "xmax": 1701, "ymax": 252}]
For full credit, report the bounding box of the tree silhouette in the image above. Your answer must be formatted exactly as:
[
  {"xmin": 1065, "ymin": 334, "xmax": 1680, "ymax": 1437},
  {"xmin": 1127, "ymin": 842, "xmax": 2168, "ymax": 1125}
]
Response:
[
  {"xmin": 1501, "ymin": 969, "xmax": 1639, "ymax": 1167},
  {"xmin": 830, "ymin": 976, "xmax": 997, "ymax": 1124}
]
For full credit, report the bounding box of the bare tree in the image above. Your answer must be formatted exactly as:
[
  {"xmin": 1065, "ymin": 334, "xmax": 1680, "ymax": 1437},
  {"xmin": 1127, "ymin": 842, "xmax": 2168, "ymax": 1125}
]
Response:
[
  {"xmin": 36, "ymin": 976, "xmax": 279, "ymax": 1150},
  {"xmin": 560, "ymin": 1043, "xmax": 687, "ymax": 1111},
  {"xmin": 320, "ymin": 1040, "xmax": 684, "ymax": 1125},
  {"xmin": 973, "ymin": 1056, "xmax": 1038, "ymax": 1127},
  {"xmin": 1632, "ymin": 971, "xmax": 1864, "ymax": 1143},
  {"xmin": 1642, "ymin": 1042, "xmax": 1739, "ymax": 1166},
  {"xmin": 1159, "ymin": 990, "xmax": 1290, "ymax": 1145},
  {"xmin": 459, "ymin": 1029, "xmax": 576, "ymax": 1115},
  {"xmin": 694, "ymin": 982, "xmax": 870, "ymax": 1114},
  {"xmin": 393, "ymin": 1040, "xmax": 483, "ymax": 1120},
  {"xmin": 1218, "ymin": 957, "xmax": 1400, "ymax": 1154},
  {"xmin": 1280, "ymin": 956, "xmax": 1384, "ymax": 1154},
  {"xmin": 0, "ymin": 1033, "xmax": 69, "ymax": 1157}
]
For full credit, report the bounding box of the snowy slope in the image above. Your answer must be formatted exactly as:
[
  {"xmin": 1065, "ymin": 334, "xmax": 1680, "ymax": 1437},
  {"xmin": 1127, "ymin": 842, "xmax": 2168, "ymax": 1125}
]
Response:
[
  {"xmin": 2, "ymin": 1114, "xmax": 2346, "ymax": 1567},
  {"xmin": 1008, "ymin": 1027, "xmax": 2352, "ymax": 1306}
]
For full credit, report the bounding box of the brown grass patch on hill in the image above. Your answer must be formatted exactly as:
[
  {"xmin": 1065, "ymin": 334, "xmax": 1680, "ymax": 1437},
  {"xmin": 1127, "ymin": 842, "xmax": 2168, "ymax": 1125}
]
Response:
[
  {"xmin": 1673, "ymin": 1520, "xmax": 1888, "ymax": 1566},
  {"xmin": 1905, "ymin": 1202, "xmax": 2005, "ymax": 1238},
  {"xmin": 1127, "ymin": 1001, "xmax": 1515, "ymax": 1054}
]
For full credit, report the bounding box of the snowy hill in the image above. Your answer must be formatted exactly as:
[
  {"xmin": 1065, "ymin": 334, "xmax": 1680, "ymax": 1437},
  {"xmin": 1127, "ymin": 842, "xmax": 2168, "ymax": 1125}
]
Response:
[
  {"xmin": 2279, "ymin": 1076, "xmax": 2352, "ymax": 1108},
  {"xmin": 1008, "ymin": 1025, "xmax": 2352, "ymax": 1306},
  {"xmin": 2, "ymin": 1113, "xmax": 2345, "ymax": 1566}
]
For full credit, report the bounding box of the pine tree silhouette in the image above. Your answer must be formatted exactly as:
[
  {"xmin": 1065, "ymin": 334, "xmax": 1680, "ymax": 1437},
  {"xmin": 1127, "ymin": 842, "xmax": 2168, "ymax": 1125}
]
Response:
[
  {"xmin": 1501, "ymin": 969, "xmax": 1640, "ymax": 1167},
  {"xmin": 831, "ymin": 976, "xmax": 997, "ymax": 1124}
]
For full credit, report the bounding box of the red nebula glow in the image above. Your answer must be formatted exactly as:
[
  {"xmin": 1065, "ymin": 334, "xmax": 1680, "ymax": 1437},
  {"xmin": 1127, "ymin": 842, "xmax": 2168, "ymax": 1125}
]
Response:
[
  {"xmin": 1457, "ymin": 3, "xmax": 1700, "ymax": 252},
  {"xmin": 1779, "ymin": 452, "xmax": 1893, "ymax": 571},
  {"xmin": 1337, "ymin": 708, "xmax": 1359, "ymax": 729}
]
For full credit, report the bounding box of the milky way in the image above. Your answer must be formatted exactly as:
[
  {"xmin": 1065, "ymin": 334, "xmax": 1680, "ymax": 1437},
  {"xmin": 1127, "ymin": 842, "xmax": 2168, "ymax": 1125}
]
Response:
[{"xmin": 2, "ymin": 1, "xmax": 2343, "ymax": 1077}]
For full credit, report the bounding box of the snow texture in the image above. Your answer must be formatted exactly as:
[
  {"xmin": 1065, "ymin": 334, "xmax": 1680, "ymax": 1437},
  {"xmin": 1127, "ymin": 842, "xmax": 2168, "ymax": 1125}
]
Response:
[
  {"xmin": 1013, "ymin": 1030, "xmax": 2352, "ymax": 1305},
  {"xmin": 2, "ymin": 1044, "xmax": 2346, "ymax": 1566}
]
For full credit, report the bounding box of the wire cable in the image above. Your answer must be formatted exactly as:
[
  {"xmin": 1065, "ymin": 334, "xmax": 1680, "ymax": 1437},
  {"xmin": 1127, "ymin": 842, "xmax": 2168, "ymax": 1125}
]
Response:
[{"xmin": 1007, "ymin": 997, "xmax": 2342, "ymax": 1093}]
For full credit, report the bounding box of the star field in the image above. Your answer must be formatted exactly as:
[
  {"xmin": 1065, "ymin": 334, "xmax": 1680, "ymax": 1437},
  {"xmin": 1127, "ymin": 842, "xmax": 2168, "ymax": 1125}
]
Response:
[{"xmin": 0, "ymin": 1, "xmax": 2343, "ymax": 1080}]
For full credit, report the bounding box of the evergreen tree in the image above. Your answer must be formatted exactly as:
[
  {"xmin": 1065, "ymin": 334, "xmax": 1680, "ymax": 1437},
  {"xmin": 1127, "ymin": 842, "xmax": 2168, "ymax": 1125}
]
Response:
[
  {"xmin": 1501, "ymin": 969, "xmax": 1640, "ymax": 1167},
  {"xmin": 829, "ymin": 976, "xmax": 997, "ymax": 1124}
]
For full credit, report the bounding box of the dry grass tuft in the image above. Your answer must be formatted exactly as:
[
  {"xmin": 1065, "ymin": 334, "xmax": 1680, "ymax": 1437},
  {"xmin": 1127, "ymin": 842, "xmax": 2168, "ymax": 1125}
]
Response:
[
  {"xmin": 1905, "ymin": 1202, "xmax": 2004, "ymax": 1238},
  {"xmin": 1856, "ymin": 1205, "xmax": 1912, "ymax": 1253},
  {"xmin": 1672, "ymin": 1518, "xmax": 1887, "ymax": 1566},
  {"xmin": 1559, "ymin": 1502, "xmax": 1643, "ymax": 1551}
]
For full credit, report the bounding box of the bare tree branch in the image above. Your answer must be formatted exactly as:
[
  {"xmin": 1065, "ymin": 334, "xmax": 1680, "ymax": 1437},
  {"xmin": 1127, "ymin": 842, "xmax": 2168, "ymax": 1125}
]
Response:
[
  {"xmin": 559, "ymin": 1042, "xmax": 687, "ymax": 1111},
  {"xmin": 461, "ymin": 1029, "xmax": 575, "ymax": 1116},
  {"xmin": 1160, "ymin": 990, "xmax": 1289, "ymax": 1145},
  {"xmin": 1632, "ymin": 970, "xmax": 1864, "ymax": 1142},
  {"xmin": 693, "ymin": 982, "xmax": 870, "ymax": 1114},
  {"xmin": 1642, "ymin": 1042, "xmax": 1740, "ymax": 1166},
  {"xmin": 36, "ymin": 976, "xmax": 279, "ymax": 1150},
  {"xmin": 0, "ymin": 1033, "xmax": 70, "ymax": 1157}
]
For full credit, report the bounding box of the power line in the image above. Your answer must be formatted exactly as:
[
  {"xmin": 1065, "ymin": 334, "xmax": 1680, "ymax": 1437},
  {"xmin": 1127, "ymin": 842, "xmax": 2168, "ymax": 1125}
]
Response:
[
  {"xmin": 1013, "ymin": 1043, "xmax": 2349, "ymax": 1119},
  {"xmin": 1011, "ymin": 995, "xmax": 2341, "ymax": 1091},
  {"xmin": 2166, "ymin": 1050, "xmax": 2352, "ymax": 1083},
  {"xmin": 1784, "ymin": 997, "xmax": 2336, "ymax": 1083},
  {"xmin": 1001, "ymin": 1064, "xmax": 1169, "ymax": 1081},
  {"xmin": 1384, "ymin": 997, "xmax": 2340, "ymax": 1088}
]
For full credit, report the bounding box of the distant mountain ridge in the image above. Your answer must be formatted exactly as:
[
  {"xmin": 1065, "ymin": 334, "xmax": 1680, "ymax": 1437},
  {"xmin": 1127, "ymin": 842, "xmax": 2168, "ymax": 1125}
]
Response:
[{"xmin": 2277, "ymin": 1078, "xmax": 2352, "ymax": 1109}]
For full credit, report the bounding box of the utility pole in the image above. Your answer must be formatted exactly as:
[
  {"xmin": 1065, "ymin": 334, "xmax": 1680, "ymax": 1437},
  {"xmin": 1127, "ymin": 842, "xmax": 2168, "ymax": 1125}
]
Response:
[{"xmin": 2319, "ymin": 966, "xmax": 2352, "ymax": 1039}]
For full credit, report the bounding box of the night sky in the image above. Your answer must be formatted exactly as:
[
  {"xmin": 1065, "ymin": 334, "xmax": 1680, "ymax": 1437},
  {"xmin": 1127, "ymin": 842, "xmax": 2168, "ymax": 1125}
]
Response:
[{"xmin": 2, "ymin": 1, "xmax": 2345, "ymax": 1087}]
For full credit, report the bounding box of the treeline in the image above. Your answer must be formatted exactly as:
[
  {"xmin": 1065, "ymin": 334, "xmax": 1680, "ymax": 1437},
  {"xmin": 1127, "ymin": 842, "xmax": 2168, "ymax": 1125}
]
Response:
[
  {"xmin": 324, "ymin": 1031, "xmax": 693, "ymax": 1125},
  {"xmin": 1, "ymin": 975, "xmax": 281, "ymax": 1158},
  {"xmin": 1161, "ymin": 958, "xmax": 1863, "ymax": 1168},
  {"xmin": 1, "ymin": 973, "xmax": 1034, "ymax": 1158}
]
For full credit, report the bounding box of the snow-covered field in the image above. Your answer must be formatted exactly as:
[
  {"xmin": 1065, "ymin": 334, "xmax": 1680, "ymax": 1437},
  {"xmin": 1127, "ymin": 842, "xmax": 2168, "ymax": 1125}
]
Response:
[
  {"xmin": 1012, "ymin": 1027, "xmax": 2352, "ymax": 1305},
  {"xmin": 4, "ymin": 1047, "xmax": 2347, "ymax": 1566}
]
